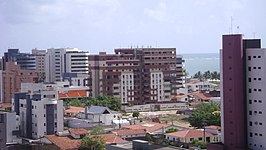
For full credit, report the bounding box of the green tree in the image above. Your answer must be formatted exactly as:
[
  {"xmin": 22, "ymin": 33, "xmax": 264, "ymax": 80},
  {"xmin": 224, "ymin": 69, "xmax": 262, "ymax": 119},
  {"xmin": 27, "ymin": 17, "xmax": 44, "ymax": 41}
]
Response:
[
  {"xmin": 166, "ymin": 128, "xmax": 178, "ymax": 133},
  {"xmin": 91, "ymin": 126, "xmax": 105, "ymax": 135},
  {"xmin": 193, "ymin": 71, "xmax": 203, "ymax": 80},
  {"xmin": 65, "ymin": 98, "xmax": 83, "ymax": 107},
  {"xmin": 188, "ymin": 103, "xmax": 220, "ymax": 128},
  {"xmin": 79, "ymin": 136, "xmax": 105, "ymax": 150},
  {"xmin": 132, "ymin": 111, "xmax": 140, "ymax": 119}
]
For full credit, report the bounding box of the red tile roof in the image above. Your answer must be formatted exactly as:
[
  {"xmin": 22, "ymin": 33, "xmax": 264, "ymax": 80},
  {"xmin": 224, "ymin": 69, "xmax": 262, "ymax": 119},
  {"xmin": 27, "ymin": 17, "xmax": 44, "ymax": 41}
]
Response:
[
  {"xmin": 205, "ymin": 125, "xmax": 221, "ymax": 130},
  {"xmin": 192, "ymin": 92, "xmax": 212, "ymax": 101},
  {"xmin": 58, "ymin": 90, "xmax": 87, "ymax": 98},
  {"xmin": 0, "ymin": 103, "xmax": 12, "ymax": 109},
  {"xmin": 90, "ymin": 134, "xmax": 128, "ymax": 144},
  {"xmin": 112, "ymin": 129, "xmax": 146, "ymax": 136},
  {"xmin": 65, "ymin": 106, "xmax": 85, "ymax": 114},
  {"xmin": 123, "ymin": 122, "xmax": 171, "ymax": 133},
  {"xmin": 166, "ymin": 129, "xmax": 215, "ymax": 138},
  {"xmin": 69, "ymin": 128, "xmax": 90, "ymax": 135},
  {"xmin": 45, "ymin": 135, "xmax": 81, "ymax": 150}
]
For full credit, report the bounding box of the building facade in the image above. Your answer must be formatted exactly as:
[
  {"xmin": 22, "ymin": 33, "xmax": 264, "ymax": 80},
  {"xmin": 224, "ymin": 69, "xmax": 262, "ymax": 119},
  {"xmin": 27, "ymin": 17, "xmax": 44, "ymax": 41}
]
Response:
[
  {"xmin": 13, "ymin": 90, "xmax": 64, "ymax": 139},
  {"xmin": 216, "ymin": 34, "xmax": 263, "ymax": 150},
  {"xmin": 0, "ymin": 62, "xmax": 38, "ymax": 103},
  {"xmin": 88, "ymin": 48, "xmax": 183, "ymax": 104},
  {"xmin": 32, "ymin": 49, "xmax": 46, "ymax": 82},
  {"xmin": 2, "ymin": 49, "xmax": 36, "ymax": 70},
  {"xmin": 45, "ymin": 48, "xmax": 89, "ymax": 82}
]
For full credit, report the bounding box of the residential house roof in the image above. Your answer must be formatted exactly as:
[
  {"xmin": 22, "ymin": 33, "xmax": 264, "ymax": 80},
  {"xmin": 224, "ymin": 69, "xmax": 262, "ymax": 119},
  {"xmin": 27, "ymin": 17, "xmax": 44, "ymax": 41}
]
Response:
[
  {"xmin": 123, "ymin": 122, "xmax": 171, "ymax": 133},
  {"xmin": 65, "ymin": 106, "xmax": 85, "ymax": 114},
  {"xmin": 0, "ymin": 103, "xmax": 12, "ymax": 109},
  {"xmin": 112, "ymin": 129, "xmax": 146, "ymax": 136},
  {"xmin": 192, "ymin": 92, "xmax": 212, "ymax": 101},
  {"xmin": 45, "ymin": 135, "xmax": 81, "ymax": 150},
  {"xmin": 87, "ymin": 105, "xmax": 111, "ymax": 114},
  {"xmin": 205, "ymin": 125, "xmax": 221, "ymax": 130},
  {"xmin": 69, "ymin": 128, "xmax": 90, "ymax": 135},
  {"xmin": 166, "ymin": 129, "xmax": 215, "ymax": 138},
  {"xmin": 58, "ymin": 90, "xmax": 87, "ymax": 99},
  {"xmin": 90, "ymin": 134, "xmax": 128, "ymax": 144}
]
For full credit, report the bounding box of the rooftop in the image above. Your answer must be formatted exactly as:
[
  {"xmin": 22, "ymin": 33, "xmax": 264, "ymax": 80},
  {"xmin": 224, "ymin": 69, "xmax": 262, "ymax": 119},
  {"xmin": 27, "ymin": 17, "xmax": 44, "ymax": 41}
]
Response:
[
  {"xmin": 87, "ymin": 105, "xmax": 111, "ymax": 114},
  {"xmin": 123, "ymin": 122, "xmax": 171, "ymax": 133},
  {"xmin": 112, "ymin": 129, "xmax": 146, "ymax": 136},
  {"xmin": 90, "ymin": 134, "xmax": 128, "ymax": 144},
  {"xmin": 192, "ymin": 91, "xmax": 212, "ymax": 101},
  {"xmin": 69, "ymin": 128, "xmax": 90, "ymax": 135},
  {"xmin": 45, "ymin": 135, "xmax": 81, "ymax": 150},
  {"xmin": 65, "ymin": 106, "xmax": 85, "ymax": 114},
  {"xmin": 205, "ymin": 125, "xmax": 221, "ymax": 130},
  {"xmin": 166, "ymin": 129, "xmax": 215, "ymax": 138}
]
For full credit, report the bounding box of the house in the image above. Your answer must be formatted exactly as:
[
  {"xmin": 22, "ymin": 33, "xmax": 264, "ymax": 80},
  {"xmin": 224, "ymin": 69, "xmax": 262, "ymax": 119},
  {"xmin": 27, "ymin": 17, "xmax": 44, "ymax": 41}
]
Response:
[
  {"xmin": 185, "ymin": 80, "xmax": 219, "ymax": 93},
  {"xmin": 64, "ymin": 106, "xmax": 85, "ymax": 117},
  {"xmin": 123, "ymin": 122, "xmax": 178, "ymax": 136},
  {"xmin": 165, "ymin": 129, "xmax": 217, "ymax": 143},
  {"xmin": 174, "ymin": 94, "xmax": 189, "ymax": 102},
  {"xmin": 44, "ymin": 135, "xmax": 81, "ymax": 150},
  {"xmin": 112, "ymin": 129, "xmax": 146, "ymax": 139},
  {"xmin": 78, "ymin": 105, "xmax": 121, "ymax": 126},
  {"xmin": 69, "ymin": 128, "xmax": 90, "ymax": 139},
  {"xmin": 205, "ymin": 125, "xmax": 221, "ymax": 142},
  {"xmin": 43, "ymin": 133, "xmax": 127, "ymax": 149},
  {"xmin": 192, "ymin": 91, "xmax": 212, "ymax": 102}
]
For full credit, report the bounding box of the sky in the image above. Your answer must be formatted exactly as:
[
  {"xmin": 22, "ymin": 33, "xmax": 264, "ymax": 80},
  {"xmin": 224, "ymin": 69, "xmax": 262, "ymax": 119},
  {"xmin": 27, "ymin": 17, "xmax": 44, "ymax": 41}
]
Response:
[{"xmin": 0, "ymin": 0, "xmax": 265, "ymax": 55}]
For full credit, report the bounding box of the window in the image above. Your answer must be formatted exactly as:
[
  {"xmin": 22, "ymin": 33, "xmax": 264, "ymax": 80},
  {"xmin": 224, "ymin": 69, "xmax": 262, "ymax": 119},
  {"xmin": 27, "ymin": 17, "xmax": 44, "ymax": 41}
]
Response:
[
  {"xmin": 250, "ymin": 122, "xmax": 252, "ymax": 126},
  {"xmin": 249, "ymin": 89, "xmax": 252, "ymax": 93},
  {"xmin": 248, "ymin": 67, "xmax": 251, "ymax": 71},
  {"xmin": 258, "ymin": 89, "xmax": 262, "ymax": 92},
  {"xmin": 249, "ymin": 100, "xmax": 252, "ymax": 104},
  {"xmin": 250, "ymin": 132, "xmax": 253, "ymax": 137},
  {"xmin": 259, "ymin": 134, "xmax": 262, "ymax": 136},
  {"xmin": 254, "ymin": 78, "xmax": 257, "ymax": 80},
  {"xmin": 248, "ymin": 56, "xmax": 251, "ymax": 60},
  {"xmin": 258, "ymin": 56, "xmax": 261, "ymax": 58},
  {"xmin": 253, "ymin": 56, "xmax": 256, "ymax": 58},
  {"xmin": 255, "ymin": 133, "xmax": 258, "ymax": 136},
  {"xmin": 259, "ymin": 100, "xmax": 262, "ymax": 103},
  {"xmin": 253, "ymin": 67, "xmax": 256, "ymax": 69},
  {"xmin": 258, "ymin": 67, "xmax": 261, "ymax": 69},
  {"xmin": 249, "ymin": 111, "xmax": 252, "ymax": 115},
  {"xmin": 249, "ymin": 78, "xmax": 251, "ymax": 82},
  {"xmin": 259, "ymin": 78, "xmax": 262, "ymax": 80}
]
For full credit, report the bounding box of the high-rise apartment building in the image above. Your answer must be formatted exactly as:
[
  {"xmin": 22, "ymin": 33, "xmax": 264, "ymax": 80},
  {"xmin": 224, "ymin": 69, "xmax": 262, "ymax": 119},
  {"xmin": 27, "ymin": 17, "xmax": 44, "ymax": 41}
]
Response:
[
  {"xmin": 209, "ymin": 34, "xmax": 264, "ymax": 150},
  {"xmin": 13, "ymin": 90, "xmax": 63, "ymax": 139},
  {"xmin": 88, "ymin": 48, "xmax": 183, "ymax": 104},
  {"xmin": 32, "ymin": 49, "xmax": 46, "ymax": 82},
  {"xmin": 45, "ymin": 48, "xmax": 89, "ymax": 82},
  {"xmin": 0, "ymin": 62, "xmax": 38, "ymax": 103},
  {"xmin": 2, "ymin": 49, "xmax": 36, "ymax": 70}
]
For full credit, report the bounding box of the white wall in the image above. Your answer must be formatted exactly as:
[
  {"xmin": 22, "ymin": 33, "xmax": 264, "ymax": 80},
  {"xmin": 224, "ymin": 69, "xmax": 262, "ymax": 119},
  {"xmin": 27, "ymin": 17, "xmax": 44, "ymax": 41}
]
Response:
[{"xmin": 246, "ymin": 48, "xmax": 266, "ymax": 150}]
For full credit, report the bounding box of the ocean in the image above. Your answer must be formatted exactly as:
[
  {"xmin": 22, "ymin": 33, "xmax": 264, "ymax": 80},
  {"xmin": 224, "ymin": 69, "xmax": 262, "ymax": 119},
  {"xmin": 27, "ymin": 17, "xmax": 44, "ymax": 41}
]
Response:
[{"xmin": 182, "ymin": 53, "xmax": 220, "ymax": 77}]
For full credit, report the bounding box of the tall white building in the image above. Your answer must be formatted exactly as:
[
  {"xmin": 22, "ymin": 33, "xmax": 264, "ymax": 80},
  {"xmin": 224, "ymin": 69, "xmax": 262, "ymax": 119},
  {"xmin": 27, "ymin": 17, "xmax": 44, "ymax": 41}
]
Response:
[
  {"xmin": 13, "ymin": 90, "xmax": 64, "ymax": 139},
  {"xmin": 246, "ymin": 48, "xmax": 266, "ymax": 149},
  {"xmin": 45, "ymin": 48, "xmax": 89, "ymax": 82}
]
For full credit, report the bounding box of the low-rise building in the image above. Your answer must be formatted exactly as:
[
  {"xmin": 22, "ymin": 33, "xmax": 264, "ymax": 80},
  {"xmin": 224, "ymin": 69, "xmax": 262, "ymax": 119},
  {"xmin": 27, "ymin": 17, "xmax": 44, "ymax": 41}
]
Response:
[
  {"xmin": 123, "ymin": 122, "xmax": 178, "ymax": 136},
  {"xmin": 112, "ymin": 129, "xmax": 146, "ymax": 139},
  {"xmin": 69, "ymin": 128, "xmax": 90, "ymax": 139},
  {"xmin": 64, "ymin": 106, "xmax": 85, "ymax": 118},
  {"xmin": 165, "ymin": 129, "xmax": 217, "ymax": 143}
]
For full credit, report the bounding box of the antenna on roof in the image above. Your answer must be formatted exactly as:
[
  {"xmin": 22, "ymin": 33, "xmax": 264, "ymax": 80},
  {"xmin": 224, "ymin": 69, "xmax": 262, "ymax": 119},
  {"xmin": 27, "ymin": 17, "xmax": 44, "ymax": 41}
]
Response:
[{"xmin": 236, "ymin": 26, "xmax": 239, "ymax": 33}]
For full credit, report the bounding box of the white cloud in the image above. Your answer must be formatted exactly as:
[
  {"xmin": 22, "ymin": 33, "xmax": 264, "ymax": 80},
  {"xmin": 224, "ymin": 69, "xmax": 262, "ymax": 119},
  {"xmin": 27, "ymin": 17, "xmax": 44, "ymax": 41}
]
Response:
[{"xmin": 144, "ymin": 2, "xmax": 167, "ymax": 21}]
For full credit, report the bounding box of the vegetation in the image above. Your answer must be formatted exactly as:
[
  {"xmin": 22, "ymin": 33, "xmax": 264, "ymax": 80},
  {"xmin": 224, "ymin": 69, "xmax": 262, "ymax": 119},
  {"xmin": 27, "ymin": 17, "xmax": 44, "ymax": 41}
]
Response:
[
  {"xmin": 191, "ymin": 139, "xmax": 207, "ymax": 149},
  {"xmin": 193, "ymin": 70, "xmax": 220, "ymax": 80},
  {"xmin": 79, "ymin": 136, "xmax": 105, "ymax": 150},
  {"xmin": 4, "ymin": 107, "xmax": 11, "ymax": 112},
  {"xmin": 64, "ymin": 95, "xmax": 121, "ymax": 111},
  {"xmin": 91, "ymin": 126, "xmax": 105, "ymax": 135},
  {"xmin": 188, "ymin": 103, "xmax": 220, "ymax": 128},
  {"xmin": 132, "ymin": 111, "xmax": 140, "ymax": 119},
  {"xmin": 166, "ymin": 128, "xmax": 178, "ymax": 133}
]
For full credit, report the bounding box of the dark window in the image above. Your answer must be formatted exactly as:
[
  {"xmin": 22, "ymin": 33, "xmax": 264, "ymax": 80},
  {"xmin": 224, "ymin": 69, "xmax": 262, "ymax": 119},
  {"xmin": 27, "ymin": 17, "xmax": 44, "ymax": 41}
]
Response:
[
  {"xmin": 259, "ymin": 111, "xmax": 262, "ymax": 114},
  {"xmin": 258, "ymin": 56, "xmax": 261, "ymax": 58},
  {"xmin": 249, "ymin": 89, "xmax": 252, "ymax": 93},
  {"xmin": 258, "ymin": 67, "xmax": 261, "ymax": 69},
  {"xmin": 248, "ymin": 67, "xmax": 251, "ymax": 71},
  {"xmin": 248, "ymin": 56, "xmax": 251, "ymax": 60},
  {"xmin": 258, "ymin": 89, "xmax": 262, "ymax": 92},
  {"xmin": 249, "ymin": 100, "xmax": 252, "ymax": 104},
  {"xmin": 249, "ymin": 78, "xmax": 251, "ymax": 82},
  {"xmin": 259, "ymin": 100, "xmax": 262, "ymax": 103},
  {"xmin": 254, "ymin": 89, "xmax": 257, "ymax": 92},
  {"xmin": 250, "ymin": 132, "xmax": 253, "ymax": 137},
  {"xmin": 253, "ymin": 67, "xmax": 256, "ymax": 69},
  {"xmin": 250, "ymin": 122, "xmax": 252, "ymax": 126},
  {"xmin": 255, "ymin": 133, "xmax": 258, "ymax": 136},
  {"xmin": 254, "ymin": 100, "xmax": 257, "ymax": 102},
  {"xmin": 259, "ymin": 78, "xmax": 262, "ymax": 80},
  {"xmin": 249, "ymin": 111, "xmax": 252, "ymax": 115},
  {"xmin": 253, "ymin": 56, "xmax": 256, "ymax": 58}
]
